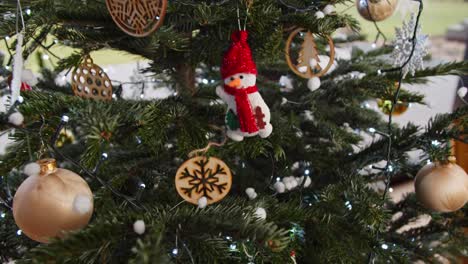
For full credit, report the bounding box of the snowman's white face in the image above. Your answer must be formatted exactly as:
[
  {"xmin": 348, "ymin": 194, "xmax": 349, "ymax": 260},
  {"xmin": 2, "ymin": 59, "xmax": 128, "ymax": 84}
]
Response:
[{"xmin": 224, "ymin": 73, "xmax": 256, "ymax": 89}]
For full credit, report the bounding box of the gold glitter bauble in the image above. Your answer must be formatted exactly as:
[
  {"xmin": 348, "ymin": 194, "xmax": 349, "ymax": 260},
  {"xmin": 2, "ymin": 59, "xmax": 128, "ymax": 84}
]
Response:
[
  {"xmin": 175, "ymin": 156, "xmax": 232, "ymax": 205},
  {"xmin": 13, "ymin": 159, "xmax": 94, "ymax": 243},
  {"xmin": 377, "ymin": 99, "xmax": 409, "ymax": 116},
  {"xmin": 415, "ymin": 162, "xmax": 468, "ymax": 212},
  {"xmin": 356, "ymin": 0, "xmax": 398, "ymax": 22}
]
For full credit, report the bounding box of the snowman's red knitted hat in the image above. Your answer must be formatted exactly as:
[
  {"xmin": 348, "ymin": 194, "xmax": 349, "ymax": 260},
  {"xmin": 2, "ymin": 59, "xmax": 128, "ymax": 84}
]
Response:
[{"xmin": 221, "ymin": 30, "xmax": 257, "ymax": 79}]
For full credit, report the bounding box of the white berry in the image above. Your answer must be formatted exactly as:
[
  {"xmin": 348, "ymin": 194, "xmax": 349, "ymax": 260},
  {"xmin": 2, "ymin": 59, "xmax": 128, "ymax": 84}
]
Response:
[{"xmin": 133, "ymin": 220, "xmax": 146, "ymax": 235}]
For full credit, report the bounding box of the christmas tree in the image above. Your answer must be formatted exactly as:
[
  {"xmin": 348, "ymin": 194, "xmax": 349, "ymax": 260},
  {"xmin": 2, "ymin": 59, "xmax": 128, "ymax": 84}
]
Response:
[{"xmin": 0, "ymin": 0, "xmax": 467, "ymax": 263}]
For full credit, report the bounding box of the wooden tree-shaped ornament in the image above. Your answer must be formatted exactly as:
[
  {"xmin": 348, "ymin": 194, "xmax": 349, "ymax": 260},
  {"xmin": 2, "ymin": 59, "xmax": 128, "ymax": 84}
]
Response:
[{"xmin": 285, "ymin": 28, "xmax": 335, "ymax": 89}]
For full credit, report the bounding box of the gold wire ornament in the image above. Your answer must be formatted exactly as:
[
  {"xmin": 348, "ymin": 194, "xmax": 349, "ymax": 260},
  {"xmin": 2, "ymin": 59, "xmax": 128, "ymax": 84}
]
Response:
[
  {"xmin": 71, "ymin": 55, "xmax": 113, "ymax": 101},
  {"xmin": 285, "ymin": 28, "xmax": 335, "ymax": 79},
  {"xmin": 106, "ymin": 0, "xmax": 167, "ymax": 37}
]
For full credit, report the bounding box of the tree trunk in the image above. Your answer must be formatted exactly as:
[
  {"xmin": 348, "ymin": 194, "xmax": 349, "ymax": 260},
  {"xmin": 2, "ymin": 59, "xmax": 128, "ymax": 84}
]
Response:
[{"xmin": 175, "ymin": 63, "xmax": 196, "ymax": 96}]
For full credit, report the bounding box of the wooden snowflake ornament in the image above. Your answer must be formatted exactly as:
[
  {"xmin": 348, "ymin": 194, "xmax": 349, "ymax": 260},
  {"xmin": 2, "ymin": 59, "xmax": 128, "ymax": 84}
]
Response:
[
  {"xmin": 71, "ymin": 56, "xmax": 113, "ymax": 101},
  {"xmin": 175, "ymin": 156, "xmax": 232, "ymax": 205},
  {"xmin": 106, "ymin": 0, "xmax": 167, "ymax": 37}
]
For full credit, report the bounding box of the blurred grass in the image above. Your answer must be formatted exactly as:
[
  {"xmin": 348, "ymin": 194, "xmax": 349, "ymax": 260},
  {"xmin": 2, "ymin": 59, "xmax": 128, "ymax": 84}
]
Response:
[{"xmin": 0, "ymin": 0, "xmax": 467, "ymax": 71}]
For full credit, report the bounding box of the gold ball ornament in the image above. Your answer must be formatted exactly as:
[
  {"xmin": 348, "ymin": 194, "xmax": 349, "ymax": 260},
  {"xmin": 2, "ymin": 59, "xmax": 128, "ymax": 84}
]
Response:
[
  {"xmin": 356, "ymin": 0, "xmax": 398, "ymax": 22},
  {"xmin": 377, "ymin": 99, "xmax": 409, "ymax": 116},
  {"xmin": 13, "ymin": 159, "xmax": 94, "ymax": 243},
  {"xmin": 175, "ymin": 156, "xmax": 232, "ymax": 206},
  {"xmin": 415, "ymin": 161, "xmax": 468, "ymax": 212}
]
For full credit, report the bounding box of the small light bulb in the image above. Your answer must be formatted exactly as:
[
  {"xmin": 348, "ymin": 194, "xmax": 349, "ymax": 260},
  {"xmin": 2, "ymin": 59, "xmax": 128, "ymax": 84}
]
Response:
[
  {"xmin": 426, "ymin": 159, "xmax": 432, "ymax": 164},
  {"xmin": 61, "ymin": 115, "xmax": 70, "ymax": 123},
  {"xmin": 140, "ymin": 93, "xmax": 145, "ymax": 99},
  {"xmin": 276, "ymin": 177, "xmax": 281, "ymax": 182},
  {"xmin": 225, "ymin": 236, "xmax": 232, "ymax": 241},
  {"xmin": 16, "ymin": 230, "xmax": 22, "ymax": 236},
  {"xmin": 202, "ymin": 78, "xmax": 209, "ymax": 84},
  {"xmin": 139, "ymin": 183, "xmax": 146, "ymax": 189},
  {"xmin": 1, "ymin": 213, "xmax": 5, "ymax": 218},
  {"xmin": 229, "ymin": 243, "xmax": 237, "ymax": 251},
  {"xmin": 112, "ymin": 93, "xmax": 117, "ymax": 99},
  {"xmin": 377, "ymin": 69, "xmax": 382, "ymax": 75},
  {"xmin": 368, "ymin": 128, "xmax": 376, "ymax": 133},
  {"xmin": 431, "ymin": 140, "xmax": 441, "ymax": 146},
  {"xmin": 17, "ymin": 96, "xmax": 24, "ymax": 103},
  {"xmin": 371, "ymin": 43, "xmax": 377, "ymax": 49},
  {"xmin": 304, "ymin": 169, "xmax": 310, "ymax": 175},
  {"xmin": 381, "ymin": 244, "xmax": 389, "ymax": 250},
  {"xmin": 5, "ymin": 36, "xmax": 10, "ymax": 40},
  {"xmin": 25, "ymin": 8, "xmax": 31, "ymax": 15},
  {"xmin": 389, "ymin": 187, "xmax": 394, "ymax": 193},
  {"xmin": 42, "ymin": 54, "xmax": 50, "ymax": 60},
  {"xmin": 5, "ymin": 65, "xmax": 10, "ymax": 70},
  {"xmin": 171, "ymin": 248, "xmax": 179, "ymax": 256},
  {"xmin": 54, "ymin": 39, "xmax": 59, "ymax": 44},
  {"xmin": 387, "ymin": 165, "xmax": 394, "ymax": 172},
  {"xmin": 101, "ymin": 153, "xmax": 109, "ymax": 160}
]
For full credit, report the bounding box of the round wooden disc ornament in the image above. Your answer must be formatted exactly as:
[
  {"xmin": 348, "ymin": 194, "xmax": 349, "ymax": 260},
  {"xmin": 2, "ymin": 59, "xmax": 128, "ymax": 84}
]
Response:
[
  {"xmin": 175, "ymin": 156, "xmax": 232, "ymax": 205},
  {"xmin": 71, "ymin": 55, "xmax": 113, "ymax": 101},
  {"xmin": 13, "ymin": 159, "xmax": 94, "ymax": 243},
  {"xmin": 285, "ymin": 28, "xmax": 335, "ymax": 79},
  {"xmin": 356, "ymin": 0, "xmax": 398, "ymax": 22},
  {"xmin": 106, "ymin": 0, "xmax": 167, "ymax": 37},
  {"xmin": 415, "ymin": 161, "xmax": 468, "ymax": 212}
]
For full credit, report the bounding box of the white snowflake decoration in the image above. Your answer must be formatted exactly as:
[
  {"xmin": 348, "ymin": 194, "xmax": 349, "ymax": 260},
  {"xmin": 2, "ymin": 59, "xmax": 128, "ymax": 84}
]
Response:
[{"xmin": 391, "ymin": 13, "xmax": 428, "ymax": 78}]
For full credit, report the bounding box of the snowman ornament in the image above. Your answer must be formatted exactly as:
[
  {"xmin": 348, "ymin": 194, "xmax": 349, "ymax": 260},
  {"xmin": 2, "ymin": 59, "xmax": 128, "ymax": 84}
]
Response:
[{"xmin": 216, "ymin": 30, "xmax": 273, "ymax": 142}]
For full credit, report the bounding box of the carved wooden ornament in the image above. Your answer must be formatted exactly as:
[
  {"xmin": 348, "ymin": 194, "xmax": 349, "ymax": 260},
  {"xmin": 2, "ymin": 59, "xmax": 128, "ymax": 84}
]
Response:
[
  {"xmin": 106, "ymin": 0, "xmax": 167, "ymax": 37},
  {"xmin": 285, "ymin": 28, "xmax": 335, "ymax": 79},
  {"xmin": 71, "ymin": 56, "xmax": 113, "ymax": 101},
  {"xmin": 175, "ymin": 156, "xmax": 232, "ymax": 205}
]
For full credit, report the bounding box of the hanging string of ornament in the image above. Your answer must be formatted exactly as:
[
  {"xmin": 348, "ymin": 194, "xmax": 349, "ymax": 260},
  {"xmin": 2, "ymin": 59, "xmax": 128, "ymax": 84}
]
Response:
[{"xmin": 367, "ymin": 0, "xmax": 423, "ymax": 263}]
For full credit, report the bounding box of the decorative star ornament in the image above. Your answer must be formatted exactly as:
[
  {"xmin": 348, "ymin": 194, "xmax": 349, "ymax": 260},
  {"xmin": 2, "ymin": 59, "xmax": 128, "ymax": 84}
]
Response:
[{"xmin": 391, "ymin": 13, "xmax": 428, "ymax": 78}]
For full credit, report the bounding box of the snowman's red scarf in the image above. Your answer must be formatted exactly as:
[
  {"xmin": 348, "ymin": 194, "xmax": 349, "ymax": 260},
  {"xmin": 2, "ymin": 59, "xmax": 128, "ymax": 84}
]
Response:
[{"xmin": 223, "ymin": 85, "xmax": 259, "ymax": 133}]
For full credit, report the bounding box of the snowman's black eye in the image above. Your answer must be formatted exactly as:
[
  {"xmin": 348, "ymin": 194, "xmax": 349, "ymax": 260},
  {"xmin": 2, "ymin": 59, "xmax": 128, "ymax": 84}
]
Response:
[
  {"xmin": 230, "ymin": 77, "xmax": 235, "ymax": 81},
  {"xmin": 240, "ymin": 75, "xmax": 244, "ymax": 79}
]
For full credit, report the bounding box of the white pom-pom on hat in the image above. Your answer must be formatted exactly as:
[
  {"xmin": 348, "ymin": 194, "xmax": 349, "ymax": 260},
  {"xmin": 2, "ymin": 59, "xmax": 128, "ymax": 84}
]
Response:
[
  {"xmin": 8, "ymin": 112, "xmax": 24, "ymax": 126},
  {"xmin": 457, "ymin": 87, "xmax": 467, "ymax": 99},
  {"xmin": 315, "ymin": 11, "xmax": 325, "ymax": 19},
  {"xmin": 298, "ymin": 66, "xmax": 308, "ymax": 73},
  {"xmin": 73, "ymin": 194, "xmax": 92, "ymax": 214},
  {"xmin": 133, "ymin": 220, "xmax": 146, "ymax": 235},
  {"xmin": 274, "ymin": 182, "xmax": 286, "ymax": 193},
  {"xmin": 198, "ymin": 196, "xmax": 208, "ymax": 209},
  {"xmin": 254, "ymin": 207, "xmax": 267, "ymax": 220},
  {"xmin": 323, "ymin": 4, "xmax": 335, "ymax": 15},
  {"xmin": 245, "ymin": 188, "xmax": 258, "ymax": 200},
  {"xmin": 307, "ymin": 77, "xmax": 321, "ymax": 91},
  {"xmin": 23, "ymin": 162, "xmax": 40, "ymax": 177}
]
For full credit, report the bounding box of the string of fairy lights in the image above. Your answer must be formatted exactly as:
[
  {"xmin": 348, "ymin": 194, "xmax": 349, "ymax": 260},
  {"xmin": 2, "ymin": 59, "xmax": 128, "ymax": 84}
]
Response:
[
  {"xmin": 0, "ymin": 0, "xmax": 440, "ymax": 262},
  {"xmin": 366, "ymin": 0, "xmax": 424, "ymax": 262}
]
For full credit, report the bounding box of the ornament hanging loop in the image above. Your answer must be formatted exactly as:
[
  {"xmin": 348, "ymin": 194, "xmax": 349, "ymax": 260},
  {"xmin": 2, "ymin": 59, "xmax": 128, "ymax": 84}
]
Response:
[{"xmin": 188, "ymin": 126, "xmax": 227, "ymax": 158}]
